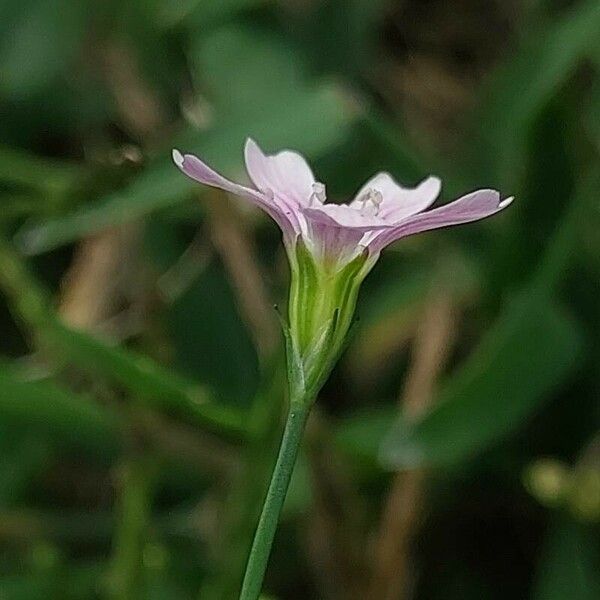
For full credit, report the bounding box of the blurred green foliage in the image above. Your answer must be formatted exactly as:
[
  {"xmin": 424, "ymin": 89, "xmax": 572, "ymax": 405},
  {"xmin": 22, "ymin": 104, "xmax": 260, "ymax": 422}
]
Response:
[{"xmin": 0, "ymin": 0, "xmax": 599, "ymax": 599}]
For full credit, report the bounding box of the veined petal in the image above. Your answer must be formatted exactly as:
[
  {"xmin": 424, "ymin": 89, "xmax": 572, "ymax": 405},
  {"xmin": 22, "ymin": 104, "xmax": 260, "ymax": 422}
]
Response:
[
  {"xmin": 244, "ymin": 138, "xmax": 316, "ymax": 206},
  {"xmin": 351, "ymin": 173, "xmax": 441, "ymax": 221},
  {"xmin": 302, "ymin": 203, "xmax": 394, "ymax": 231},
  {"xmin": 173, "ymin": 149, "xmax": 260, "ymax": 200},
  {"xmin": 368, "ymin": 189, "xmax": 513, "ymax": 254},
  {"xmin": 304, "ymin": 219, "xmax": 366, "ymax": 266},
  {"xmin": 172, "ymin": 149, "xmax": 297, "ymax": 237}
]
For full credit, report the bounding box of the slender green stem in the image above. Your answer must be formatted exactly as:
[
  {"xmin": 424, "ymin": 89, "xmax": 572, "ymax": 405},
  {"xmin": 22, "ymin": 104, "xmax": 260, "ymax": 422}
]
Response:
[{"xmin": 240, "ymin": 401, "xmax": 311, "ymax": 600}]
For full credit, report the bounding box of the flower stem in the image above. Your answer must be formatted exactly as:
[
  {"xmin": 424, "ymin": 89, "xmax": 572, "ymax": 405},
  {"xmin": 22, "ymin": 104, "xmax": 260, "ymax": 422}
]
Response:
[{"xmin": 240, "ymin": 401, "xmax": 311, "ymax": 600}]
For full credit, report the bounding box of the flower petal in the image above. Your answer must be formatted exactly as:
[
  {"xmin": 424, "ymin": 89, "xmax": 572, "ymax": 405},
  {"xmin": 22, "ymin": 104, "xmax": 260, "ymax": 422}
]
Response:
[
  {"xmin": 368, "ymin": 189, "xmax": 513, "ymax": 254},
  {"xmin": 244, "ymin": 138, "xmax": 316, "ymax": 206},
  {"xmin": 304, "ymin": 220, "xmax": 367, "ymax": 267},
  {"xmin": 352, "ymin": 173, "xmax": 441, "ymax": 221},
  {"xmin": 173, "ymin": 149, "xmax": 260, "ymax": 200},
  {"xmin": 302, "ymin": 203, "xmax": 394, "ymax": 231},
  {"xmin": 172, "ymin": 149, "xmax": 296, "ymax": 237}
]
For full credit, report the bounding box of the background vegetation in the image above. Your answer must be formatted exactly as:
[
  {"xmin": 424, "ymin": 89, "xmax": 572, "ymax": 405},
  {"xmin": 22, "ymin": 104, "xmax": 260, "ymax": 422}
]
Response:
[{"xmin": 0, "ymin": 0, "xmax": 599, "ymax": 598}]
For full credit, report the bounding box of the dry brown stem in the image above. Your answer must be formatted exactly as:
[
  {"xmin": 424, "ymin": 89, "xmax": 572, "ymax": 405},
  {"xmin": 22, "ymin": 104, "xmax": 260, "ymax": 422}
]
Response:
[
  {"xmin": 368, "ymin": 286, "xmax": 457, "ymax": 600},
  {"xmin": 305, "ymin": 410, "xmax": 369, "ymax": 600},
  {"xmin": 207, "ymin": 192, "xmax": 279, "ymax": 359}
]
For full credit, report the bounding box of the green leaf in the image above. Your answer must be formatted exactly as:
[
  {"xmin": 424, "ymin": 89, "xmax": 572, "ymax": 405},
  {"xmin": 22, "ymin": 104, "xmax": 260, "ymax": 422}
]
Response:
[
  {"xmin": 147, "ymin": 0, "xmax": 263, "ymax": 28},
  {"xmin": 477, "ymin": 0, "xmax": 600, "ymax": 186},
  {"xmin": 190, "ymin": 25, "xmax": 306, "ymax": 116},
  {"xmin": 290, "ymin": 0, "xmax": 390, "ymax": 77},
  {"xmin": 334, "ymin": 406, "xmax": 395, "ymax": 467},
  {"xmin": 0, "ymin": 426, "xmax": 52, "ymax": 504},
  {"xmin": 532, "ymin": 516, "xmax": 600, "ymax": 600},
  {"xmin": 0, "ymin": 0, "xmax": 88, "ymax": 99},
  {"xmin": 168, "ymin": 260, "xmax": 260, "ymax": 407},
  {"xmin": 380, "ymin": 293, "xmax": 583, "ymax": 469}
]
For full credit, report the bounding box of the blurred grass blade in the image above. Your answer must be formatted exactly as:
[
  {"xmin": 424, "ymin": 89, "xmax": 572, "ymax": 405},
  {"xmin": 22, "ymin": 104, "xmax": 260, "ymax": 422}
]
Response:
[
  {"xmin": 0, "ymin": 366, "xmax": 120, "ymax": 454},
  {"xmin": 44, "ymin": 319, "xmax": 248, "ymax": 438},
  {"xmin": 107, "ymin": 454, "xmax": 159, "ymax": 600},
  {"xmin": 380, "ymin": 293, "xmax": 583, "ymax": 469},
  {"xmin": 0, "ymin": 234, "xmax": 246, "ymax": 438},
  {"xmin": 14, "ymin": 164, "xmax": 188, "ymax": 255},
  {"xmin": 0, "ymin": 144, "xmax": 85, "ymax": 195},
  {"xmin": 530, "ymin": 168, "xmax": 599, "ymax": 292},
  {"xmin": 16, "ymin": 84, "xmax": 357, "ymax": 254}
]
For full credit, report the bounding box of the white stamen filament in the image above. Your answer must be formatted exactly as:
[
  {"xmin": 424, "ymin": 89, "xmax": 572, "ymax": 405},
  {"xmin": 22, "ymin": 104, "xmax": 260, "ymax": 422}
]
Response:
[
  {"xmin": 358, "ymin": 188, "xmax": 383, "ymax": 216},
  {"xmin": 310, "ymin": 182, "xmax": 327, "ymax": 205}
]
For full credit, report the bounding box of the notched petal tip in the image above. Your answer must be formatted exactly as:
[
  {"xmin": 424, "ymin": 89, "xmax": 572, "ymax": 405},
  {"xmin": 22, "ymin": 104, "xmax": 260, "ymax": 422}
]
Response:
[
  {"xmin": 427, "ymin": 175, "xmax": 443, "ymax": 193},
  {"xmin": 244, "ymin": 138, "xmax": 269, "ymax": 166},
  {"xmin": 499, "ymin": 196, "xmax": 514, "ymax": 209},
  {"xmin": 244, "ymin": 137, "xmax": 258, "ymax": 157},
  {"xmin": 172, "ymin": 149, "xmax": 184, "ymax": 167},
  {"xmin": 417, "ymin": 175, "xmax": 443, "ymax": 203},
  {"xmin": 170, "ymin": 144, "xmax": 301, "ymax": 237},
  {"xmin": 245, "ymin": 137, "xmax": 258, "ymax": 150}
]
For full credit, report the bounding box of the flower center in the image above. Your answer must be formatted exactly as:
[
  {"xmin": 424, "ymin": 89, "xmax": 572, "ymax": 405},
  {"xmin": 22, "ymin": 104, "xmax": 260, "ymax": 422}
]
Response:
[
  {"xmin": 310, "ymin": 182, "xmax": 327, "ymax": 205},
  {"xmin": 357, "ymin": 188, "xmax": 383, "ymax": 216}
]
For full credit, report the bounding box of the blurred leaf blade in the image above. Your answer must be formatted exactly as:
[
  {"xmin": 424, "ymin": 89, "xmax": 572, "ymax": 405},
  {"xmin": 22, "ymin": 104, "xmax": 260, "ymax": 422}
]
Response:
[
  {"xmin": 350, "ymin": 167, "xmax": 597, "ymax": 470},
  {"xmin": 380, "ymin": 293, "xmax": 583, "ymax": 469},
  {"xmin": 43, "ymin": 319, "xmax": 248, "ymax": 438},
  {"xmin": 16, "ymin": 60, "xmax": 358, "ymax": 253},
  {"xmin": 168, "ymin": 260, "xmax": 261, "ymax": 407},
  {"xmin": 477, "ymin": 0, "xmax": 600, "ymax": 185},
  {"xmin": 0, "ymin": 144, "xmax": 85, "ymax": 194},
  {"xmin": 0, "ymin": 233, "xmax": 247, "ymax": 439}
]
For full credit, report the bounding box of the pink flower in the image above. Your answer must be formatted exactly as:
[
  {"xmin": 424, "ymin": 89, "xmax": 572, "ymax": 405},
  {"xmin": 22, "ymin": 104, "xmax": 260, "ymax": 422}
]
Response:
[
  {"xmin": 172, "ymin": 139, "xmax": 512, "ymax": 269},
  {"xmin": 173, "ymin": 139, "xmax": 512, "ymax": 397}
]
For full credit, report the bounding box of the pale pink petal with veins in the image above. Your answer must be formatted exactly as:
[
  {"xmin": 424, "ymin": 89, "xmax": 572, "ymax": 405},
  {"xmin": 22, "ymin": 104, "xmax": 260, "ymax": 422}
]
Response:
[{"xmin": 173, "ymin": 140, "xmax": 512, "ymax": 267}]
